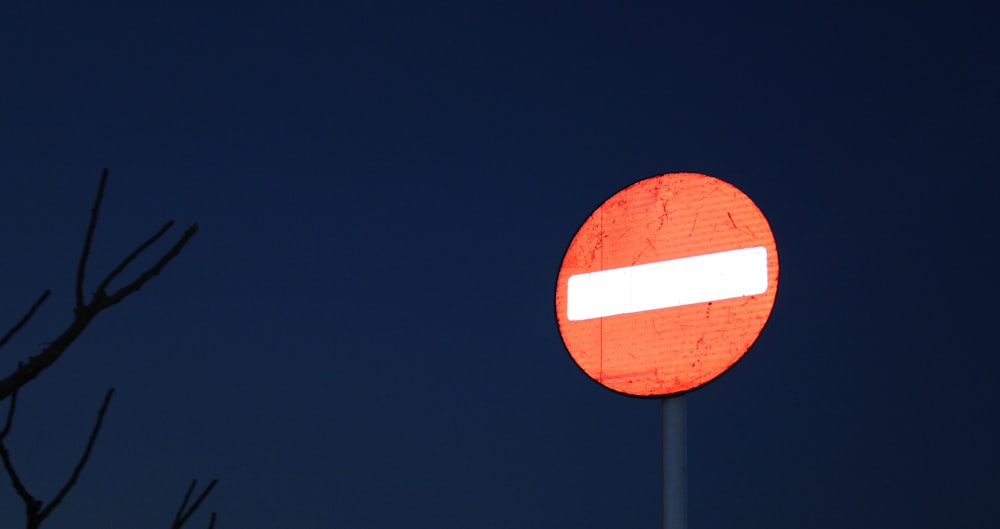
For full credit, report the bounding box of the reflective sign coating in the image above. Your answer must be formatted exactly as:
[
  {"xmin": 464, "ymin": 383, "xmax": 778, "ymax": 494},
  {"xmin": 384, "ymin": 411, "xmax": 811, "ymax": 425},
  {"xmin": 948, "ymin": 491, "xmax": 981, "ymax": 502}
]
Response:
[{"xmin": 555, "ymin": 173, "xmax": 779, "ymax": 397}]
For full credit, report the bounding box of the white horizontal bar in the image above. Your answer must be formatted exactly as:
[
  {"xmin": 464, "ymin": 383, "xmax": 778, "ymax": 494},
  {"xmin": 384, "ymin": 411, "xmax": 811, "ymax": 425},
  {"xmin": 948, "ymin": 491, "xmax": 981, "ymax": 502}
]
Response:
[{"xmin": 566, "ymin": 246, "xmax": 768, "ymax": 321}]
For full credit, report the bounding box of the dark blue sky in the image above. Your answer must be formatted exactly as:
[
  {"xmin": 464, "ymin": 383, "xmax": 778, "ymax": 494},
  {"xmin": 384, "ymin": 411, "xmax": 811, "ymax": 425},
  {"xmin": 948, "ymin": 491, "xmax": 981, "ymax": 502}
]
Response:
[{"xmin": 1, "ymin": 2, "xmax": 998, "ymax": 528}]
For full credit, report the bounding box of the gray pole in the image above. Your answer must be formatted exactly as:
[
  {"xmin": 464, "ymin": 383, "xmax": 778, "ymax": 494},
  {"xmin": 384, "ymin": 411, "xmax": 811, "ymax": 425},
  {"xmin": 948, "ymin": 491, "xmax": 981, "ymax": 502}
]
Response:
[{"xmin": 662, "ymin": 395, "xmax": 687, "ymax": 529}]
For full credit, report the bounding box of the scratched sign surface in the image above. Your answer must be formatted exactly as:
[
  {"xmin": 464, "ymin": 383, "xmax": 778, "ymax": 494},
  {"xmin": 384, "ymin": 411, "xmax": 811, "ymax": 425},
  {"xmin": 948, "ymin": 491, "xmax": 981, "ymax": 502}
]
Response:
[{"xmin": 554, "ymin": 172, "xmax": 779, "ymax": 397}]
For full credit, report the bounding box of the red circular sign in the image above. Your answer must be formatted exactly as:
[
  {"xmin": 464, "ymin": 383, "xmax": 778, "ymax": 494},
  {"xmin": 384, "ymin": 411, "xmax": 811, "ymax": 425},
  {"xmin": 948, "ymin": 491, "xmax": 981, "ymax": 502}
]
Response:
[{"xmin": 555, "ymin": 173, "xmax": 779, "ymax": 397}]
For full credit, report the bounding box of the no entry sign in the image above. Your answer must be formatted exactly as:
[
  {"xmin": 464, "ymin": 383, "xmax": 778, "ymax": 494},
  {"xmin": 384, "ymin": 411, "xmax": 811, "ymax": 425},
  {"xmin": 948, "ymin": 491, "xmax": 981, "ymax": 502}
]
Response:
[{"xmin": 555, "ymin": 172, "xmax": 779, "ymax": 397}]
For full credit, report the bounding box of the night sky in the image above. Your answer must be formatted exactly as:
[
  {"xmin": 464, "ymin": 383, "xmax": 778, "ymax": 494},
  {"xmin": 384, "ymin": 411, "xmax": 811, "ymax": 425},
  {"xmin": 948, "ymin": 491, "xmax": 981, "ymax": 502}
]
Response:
[{"xmin": 2, "ymin": 2, "xmax": 998, "ymax": 528}]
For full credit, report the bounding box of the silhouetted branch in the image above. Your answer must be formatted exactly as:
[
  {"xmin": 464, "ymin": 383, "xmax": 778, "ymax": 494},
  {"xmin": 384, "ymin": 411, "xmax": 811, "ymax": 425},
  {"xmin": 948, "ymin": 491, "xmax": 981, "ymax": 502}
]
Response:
[
  {"xmin": 0, "ymin": 433, "xmax": 41, "ymax": 526},
  {"xmin": 0, "ymin": 171, "xmax": 199, "ymax": 402},
  {"xmin": 173, "ymin": 480, "xmax": 196, "ymax": 524},
  {"xmin": 0, "ymin": 291, "xmax": 50, "ymax": 352},
  {"xmin": 39, "ymin": 388, "xmax": 114, "ymax": 522},
  {"xmin": 0, "ymin": 389, "xmax": 37, "ymax": 518},
  {"xmin": 1, "ymin": 378, "xmax": 18, "ymax": 439},
  {"xmin": 100, "ymin": 223, "xmax": 199, "ymax": 309},
  {"xmin": 171, "ymin": 478, "xmax": 219, "ymax": 529},
  {"xmin": 0, "ymin": 169, "xmax": 213, "ymax": 528},
  {"xmin": 96, "ymin": 219, "xmax": 175, "ymax": 296},
  {"xmin": 0, "ymin": 389, "xmax": 113, "ymax": 529},
  {"xmin": 76, "ymin": 169, "xmax": 109, "ymax": 311}
]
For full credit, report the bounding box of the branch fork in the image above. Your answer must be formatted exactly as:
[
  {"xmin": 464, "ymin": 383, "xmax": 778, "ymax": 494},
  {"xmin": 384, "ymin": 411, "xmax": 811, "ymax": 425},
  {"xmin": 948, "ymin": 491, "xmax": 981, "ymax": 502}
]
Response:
[
  {"xmin": 0, "ymin": 168, "xmax": 199, "ymax": 401},
  {"xmin": 0, "ymin": 170, "xmax": 216, "ymax": 528}
]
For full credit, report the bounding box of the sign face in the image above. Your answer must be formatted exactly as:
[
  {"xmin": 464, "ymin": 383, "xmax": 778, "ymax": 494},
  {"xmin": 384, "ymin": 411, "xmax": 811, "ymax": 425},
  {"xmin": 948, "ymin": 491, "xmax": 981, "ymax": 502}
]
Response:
[{"xmin": 555, "ymin": 172, "xmax": 779, "ymax": 397}]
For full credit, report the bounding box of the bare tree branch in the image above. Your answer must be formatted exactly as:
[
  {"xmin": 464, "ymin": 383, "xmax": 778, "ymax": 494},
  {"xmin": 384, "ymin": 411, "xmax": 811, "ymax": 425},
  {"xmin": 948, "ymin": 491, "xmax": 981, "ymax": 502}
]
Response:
[
  {"xmin": 0, "ymin": 389, "xmax": 114, "ymax": 529},
  {"xmin": 0, "ymin": 169, "xmax": 215, "ymax": 528},
  {"xmin": 0, "ymin": 291, "xmax": 51, "ymax": 352},
  {"xmin": 171, "ymin": 478, "xmax": 219, "ymax": 529},
  {"xmin": 0, "ymin": 389, "xmax": 41, "ymax": 525},
  {"xmin": 0, "ymin": 309, "xmax": 98, "ymax": 403},
  {"xmin": 100, "ymin": 223, "xmax": 199, "ymax": 309},
  {"xmin": 96, "ymin": 219, "xmax": 175, "ymax": 297},
  {"xmin": 38, "ymin": 388, "xmax": 114, "ymax": 523},
  {"xmin": 173, "ymin": 479, "xmax": 196, "ymax": 525},
  {"xmin": 76, "ymin": 169, "xmax": 109, "ymax": 311},
  {"xmin": 0, "ymin": 171, "xmax": 199, "ymax": 402},
  {"xmin": 1, "ymin": 376, "xmax": 18, "ymax": 439},
  {"xmin": 0, "ymin": 441, "xmax": 42, "ymax": 527}
]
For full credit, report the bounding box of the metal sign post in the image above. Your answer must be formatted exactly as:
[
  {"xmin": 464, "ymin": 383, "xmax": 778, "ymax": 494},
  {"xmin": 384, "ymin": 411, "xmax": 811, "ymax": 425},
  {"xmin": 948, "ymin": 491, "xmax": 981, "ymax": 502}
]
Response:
[{"xmin": 662, "ymin": 395, "xmax": 687, "ymax": 529}]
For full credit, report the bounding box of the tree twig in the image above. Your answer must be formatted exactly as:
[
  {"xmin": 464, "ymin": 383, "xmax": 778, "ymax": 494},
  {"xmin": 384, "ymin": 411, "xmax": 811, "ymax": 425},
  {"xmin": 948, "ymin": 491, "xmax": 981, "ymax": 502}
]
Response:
[
  {"xmin": 0, "ymin": 291, "xmax": 50, "ymax": 352},
  {"xmin": 0, "ymin": 389, "xmax": 113, "ymax": 529},
  {"xmin": 0, "ymin": 388, "xmax": 40, "ymax": 522},
  {"xmin": 173, "ymin": 479, "xmax": 196, "ymax": 525},
  {"xmin": 76, "ymin": 169, "xmax": 109, "ymax": 312},
  {"xmin": 96, "ymin": 219, "xmax": 175, "ymax": 297},
  {"xmin": 171, "ymin": 478, "xmax": 219, "ymax": 529},
  {"xmin": 100, "ymin": 223, "xmax": 199, "ymax": 309},
  {"xmin": 0, "ymin": 433, "xmax": 42, "ymax": 526},
  {"xmin": 38, "ymin": 388, "xmax": 115, "ymax": 522},
  {"xmin": 0, "ymin": 379, "xmax": 18, "ymax": 439}
]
